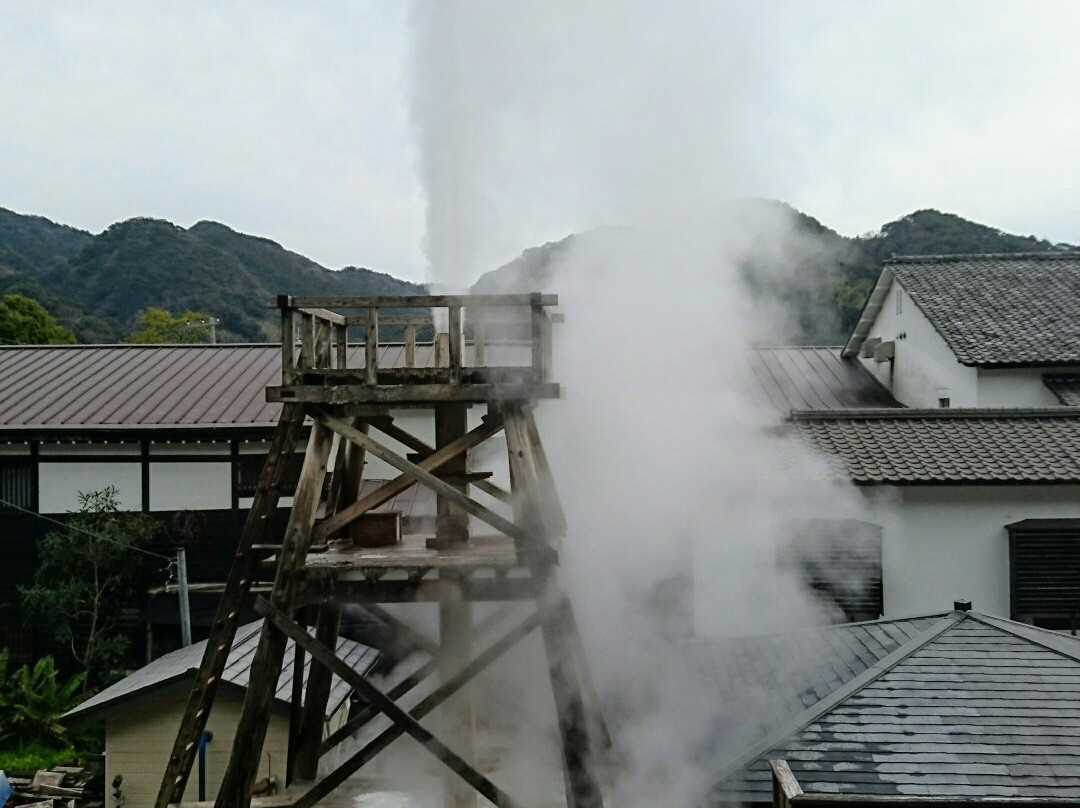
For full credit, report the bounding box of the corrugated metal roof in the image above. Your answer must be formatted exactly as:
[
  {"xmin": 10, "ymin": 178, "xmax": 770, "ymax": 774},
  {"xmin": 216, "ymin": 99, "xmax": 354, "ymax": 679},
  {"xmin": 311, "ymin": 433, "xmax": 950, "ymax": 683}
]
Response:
[
  {"xmin": 66, "ymin": 621, "xmax": 379, "ymax": 726},
  {"xmin": 0, "ymin": 343, "xmax": 534, "ymax": 432},
  {"xmin": 847, "ymin": 253, "xmax": 1080, "ymax": 367},
  {"xmin": 710, "ymin": 611, "xmax": 1080, "ymax": 802},
  {"xmin": 745, "ymin": 347, "xmax": 901, "ymax": 416},
  {"xmin": 793, "ymin": 409, "xmax": 1080, "ymax": 484}
]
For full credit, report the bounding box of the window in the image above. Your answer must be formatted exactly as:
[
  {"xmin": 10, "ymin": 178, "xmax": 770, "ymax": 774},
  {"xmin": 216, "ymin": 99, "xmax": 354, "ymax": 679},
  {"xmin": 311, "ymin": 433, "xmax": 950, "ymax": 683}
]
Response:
[
  {"xmin": 1008, "ymin": 519, "xmax": 1080, "ymax": 631},
  {"xmin": 938, "ymin": 397, "xmax": 951, "ymax": 408},
  {"xmin": 0, "ymin": 457, "xmax": 35, "ymax": 511},
  {"xmin": 234, "ymin": 452, "xmax": 304, "ymax": 499},
  {"xmin": 780, "ymin": 519, "xmax": 883, "ymax": 623}
]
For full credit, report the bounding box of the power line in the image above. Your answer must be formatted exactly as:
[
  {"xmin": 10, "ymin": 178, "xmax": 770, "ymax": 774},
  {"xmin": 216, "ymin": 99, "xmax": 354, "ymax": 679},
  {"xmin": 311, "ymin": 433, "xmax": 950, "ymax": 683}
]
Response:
[{"xmin": 0, "ymin": 496, "xmax": 174, "ymax": 562}]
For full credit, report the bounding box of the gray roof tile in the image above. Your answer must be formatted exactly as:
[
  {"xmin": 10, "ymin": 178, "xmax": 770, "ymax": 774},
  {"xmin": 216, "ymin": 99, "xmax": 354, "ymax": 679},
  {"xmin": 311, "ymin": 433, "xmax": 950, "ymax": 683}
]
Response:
[
  {"xmin": 887, "ymin": 253, "xmax": 1080, "ymax": 367},
  {"xmin": 792, "ymin": 410, "xmax": 1080, "ymax": 484},
  {"xmin": 1046, "ymin": 374, "xmax": 1080, "ymax": 406},
  {"xmin": 709, "ymin": 613, "xmax": 1080, "ymax": 803}
]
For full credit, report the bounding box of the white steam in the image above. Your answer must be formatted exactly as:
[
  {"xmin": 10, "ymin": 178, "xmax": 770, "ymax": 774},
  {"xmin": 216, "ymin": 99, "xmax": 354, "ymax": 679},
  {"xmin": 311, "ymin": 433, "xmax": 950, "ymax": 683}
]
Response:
[{"xmin": 406, "ymin": 3, "xmax": 876, "ymax": 806}]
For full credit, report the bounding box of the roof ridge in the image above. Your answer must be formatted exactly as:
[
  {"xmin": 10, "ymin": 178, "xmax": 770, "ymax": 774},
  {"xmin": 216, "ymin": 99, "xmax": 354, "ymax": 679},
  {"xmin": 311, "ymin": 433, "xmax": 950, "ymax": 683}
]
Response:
[
  {"xmin": 966, "ymin": 612, "xmax": 1080, "ymax": 664},
  {"xmin": 790, "ymin": 407, "xmax": 1080, "ymax": 421},
  {"xmin": 679, "ymin": 613, "xmax": 948, "ymax": 646},
  {"xmin": 705, "ymin": 611, "xmax": 965, "ymax": 795},
  {"xmin": 886, "ymin": 251, "xmax": 1080, "ymax": 264}
]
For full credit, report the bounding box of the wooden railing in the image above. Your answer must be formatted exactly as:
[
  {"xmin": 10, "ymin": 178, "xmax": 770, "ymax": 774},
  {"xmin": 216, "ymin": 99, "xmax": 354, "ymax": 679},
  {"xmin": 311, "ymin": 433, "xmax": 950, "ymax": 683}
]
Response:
[{"xmin": 276, "ymin": 294, "xmax": 559, "ymax": 389}]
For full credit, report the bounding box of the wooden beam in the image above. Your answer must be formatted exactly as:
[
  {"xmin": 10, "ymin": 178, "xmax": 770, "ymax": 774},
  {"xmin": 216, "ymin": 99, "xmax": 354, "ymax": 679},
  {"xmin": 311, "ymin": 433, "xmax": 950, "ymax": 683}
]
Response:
[
  {"xmin": 770, "ymin": 759, "xmax": 803, "ymax": 808},
  {"xmin": 313, "ymin": 410, "xmax": 556, "ymax": 564},
  {"xmin": 290, "ymin": 600, "xmax": 552, "ymax": 808},
  {"xmin": 214, "ymin": 421, "xmax": 334, "ymax": 808},
  {"xmin": 295, "ymin": 307, "xmax": 346, "ymax": 326},
  {"xmin": 257, "ymin": 598, "xmax": 524, "ymax": 808},
  {"xmin": 268, "ymin": 382, "xmax": 562, "ymax": 405},
  {"xmin": 280, "ymin": 293, "xmax": 558, "ymax": 309},
  {"xmin": 364, "ymin": 307, "xmax": 379, "ymax": 385},
  {"xmin": 154, "ymin": 404, "xmax": 307, "ymax": 808},
  {"xmin": 292, "ymin": 604, "xmax": 341, "ymax": 781},
  {"xmin": 312, "ymin": 414, "xmax": 505, "ymax": 542}
]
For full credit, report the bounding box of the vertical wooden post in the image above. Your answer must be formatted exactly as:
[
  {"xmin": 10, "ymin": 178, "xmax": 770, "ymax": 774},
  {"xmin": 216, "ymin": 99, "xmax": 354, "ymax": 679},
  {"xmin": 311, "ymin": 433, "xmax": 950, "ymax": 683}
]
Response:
[
  {"xmin": 365, "ymin": 307, "xmax": 379, "ymax": 385},
  {"xmin": 281, "ymin": 304, "xmax": 297, "ymax": 384},
  {"xmin": 405, "ymin": 323, "xmax": 417, "ymax": 369},
  {"xmin": 335, "ymin": 323, "xmax": 347, "ymax": 370},
  {"xmin": 214, "ymin": 420, "xmax": 334, "ymax": 808},
  {"xmin": 474, "ymin": 323, "xmax": 486, "ymax": 367},
  {"xmin": 530, "ymin": 295, "xmax": 546, "ymax": 383},
  {"xmin": 448, "ymin": 305, "xmax": 463, "ymax": 384},
  {"xmin": 301, "ymin": 313, "xmax": 316, "ymax": 370},
  {"xmin": 433, "ymin": 400, "xmax": 475, "ymax": 808}
]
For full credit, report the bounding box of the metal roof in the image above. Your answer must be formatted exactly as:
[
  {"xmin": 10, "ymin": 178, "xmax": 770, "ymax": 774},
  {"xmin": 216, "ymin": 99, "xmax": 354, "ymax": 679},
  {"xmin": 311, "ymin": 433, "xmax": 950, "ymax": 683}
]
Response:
[
  {"xmin": 65, "ymin": 621, "xmax": 378, "ymax": 727},
  {"xmin": 0, "ymin": 343, "xmax": 532, "ymax": 433},
  {"xmin": 792, "ymin": 409, "xmax": 1080, "ymax": 484},
  {"xmin": 709, "ymin": 610, "xmax": 1080, "ymax": 803},
  {"xmin": 745, "ymin": 347, "xmax": 901, "ymax": 416},
  {"xmin": 845, "ymin": 253, "xmax": 1080, "ymax": 367}
]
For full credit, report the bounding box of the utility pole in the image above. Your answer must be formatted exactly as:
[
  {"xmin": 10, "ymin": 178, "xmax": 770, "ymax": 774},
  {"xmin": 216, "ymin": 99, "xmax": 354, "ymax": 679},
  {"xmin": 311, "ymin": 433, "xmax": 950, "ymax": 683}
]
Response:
[{"xmin": 177, "ymin": 548, "xmax": 193, "ymax": 646}]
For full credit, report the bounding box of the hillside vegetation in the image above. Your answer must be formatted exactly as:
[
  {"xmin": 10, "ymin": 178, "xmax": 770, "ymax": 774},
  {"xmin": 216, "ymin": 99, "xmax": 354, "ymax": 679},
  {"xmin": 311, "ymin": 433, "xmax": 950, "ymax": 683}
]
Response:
[{"xmin": 0, "ymin": 204, "xmax": 1071, "ymax": 345}]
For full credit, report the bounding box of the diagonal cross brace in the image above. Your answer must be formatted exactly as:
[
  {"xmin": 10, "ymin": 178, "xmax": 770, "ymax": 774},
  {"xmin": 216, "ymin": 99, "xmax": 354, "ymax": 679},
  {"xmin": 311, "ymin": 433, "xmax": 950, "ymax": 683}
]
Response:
[
  {"xmin": 256, "ymin": 597, "xmax": 530, "ymax": 808},
  {"xmin": 312, "ymin": 408, "xmax": 557, "ymax": 564},
  {"xmin": 313, "ymin": 411, "xmax": 506, "ymax": 541}
]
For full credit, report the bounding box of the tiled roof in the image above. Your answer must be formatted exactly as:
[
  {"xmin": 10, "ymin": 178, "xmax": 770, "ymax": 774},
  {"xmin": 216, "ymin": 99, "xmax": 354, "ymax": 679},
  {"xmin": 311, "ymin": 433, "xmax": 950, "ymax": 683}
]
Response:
[
  {"xmin": 1045, "ymin": 374, "xmax": 1080, "ymax": 406},
  {"xmin": 709, "ymin": 611, "xmax": 1080, "ymax": 803},
  {"xmin": 744, "ymin": 347, "xmax": 901, "ymax": 417},
  {"xmin": 0, "ymin": 342, "xmax": 532, "ymax": 433},
  {"xmin": 683, "ymin": 615, "xmax": 942, "ymax": 749},
  {"xmin": 792, "ymin": 409, "xmax": 1080, "ymax": 484},
  {"xmin": 848, "ymin": 253, "xmax": 1080, "ymax": 367},
  {"xmin": 65, "ymin": 621, "xmax": 378, "ymax": 726}
]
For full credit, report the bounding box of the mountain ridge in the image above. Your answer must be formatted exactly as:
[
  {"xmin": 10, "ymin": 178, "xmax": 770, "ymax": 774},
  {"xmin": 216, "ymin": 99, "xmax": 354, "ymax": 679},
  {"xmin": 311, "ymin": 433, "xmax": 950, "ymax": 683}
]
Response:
[{"xmin": 0, "ymin": 203, "xmax": 1072, "ymax": 344}]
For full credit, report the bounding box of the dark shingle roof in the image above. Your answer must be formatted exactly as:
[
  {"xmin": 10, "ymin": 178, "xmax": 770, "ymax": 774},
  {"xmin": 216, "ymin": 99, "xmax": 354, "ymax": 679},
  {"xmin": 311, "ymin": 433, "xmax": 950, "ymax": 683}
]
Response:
[
  {"xmin": 792, "ymin": 409, "xmax": 1080, "ymax": 484},
  {"xmin": 708, "ymin": 611, "xmax": 1080, "ymax": 803},
  {"xmin": 1046, "ymin": 374, "xmax": 1080, "ymax": 406},
  {"xmin": 65, "ymin": 622, "xmax": 379, "ymax": 726},
  {"xmin": 745, "ymin": 347, "xmax": 901, "ymax": 417},
  {"xmin": 848, "ymin": 253, "xmax": 1080, "ymax": 367}
]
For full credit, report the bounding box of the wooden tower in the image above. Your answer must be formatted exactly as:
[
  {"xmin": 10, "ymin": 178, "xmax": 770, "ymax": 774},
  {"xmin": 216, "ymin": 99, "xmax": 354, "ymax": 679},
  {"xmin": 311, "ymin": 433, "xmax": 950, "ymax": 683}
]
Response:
[{"xmin": 155, "ymin": 294, "xmax": 613, "ymax": 808}]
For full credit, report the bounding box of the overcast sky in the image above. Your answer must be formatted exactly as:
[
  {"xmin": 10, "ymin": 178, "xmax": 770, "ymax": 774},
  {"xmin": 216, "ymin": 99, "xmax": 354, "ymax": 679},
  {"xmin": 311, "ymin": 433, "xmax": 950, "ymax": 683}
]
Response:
[{"xmin": 3, "ymin": 1, "xmax": 1080, "ymax": 283}]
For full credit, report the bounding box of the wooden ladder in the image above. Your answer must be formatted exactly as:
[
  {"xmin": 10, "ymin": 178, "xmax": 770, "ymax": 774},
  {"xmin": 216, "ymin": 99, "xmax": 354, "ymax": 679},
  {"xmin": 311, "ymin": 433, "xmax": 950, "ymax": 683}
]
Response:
[{"xmin": 154, "ymin": 402, "xmax": 307, "ymax": 808}]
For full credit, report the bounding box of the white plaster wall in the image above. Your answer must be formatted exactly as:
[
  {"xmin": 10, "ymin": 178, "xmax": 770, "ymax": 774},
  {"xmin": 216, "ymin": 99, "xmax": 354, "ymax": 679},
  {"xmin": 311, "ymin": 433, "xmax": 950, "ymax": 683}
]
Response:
[
  {"xmin": 40, "ymin": 442, "xmax": 140, "ymax": 457},
  {"xmin": 977, "ymin": 367, "xmax": 1078, "ymax": 407},
  {"xmin": 859, "ymin": 282, "xmax": 977, "ymax": 408},
  {"xmin": 864, "ymin": 484, "xmax": 1080, "ymax": 619},
  {"xmin": 149, "ymin": 462, "xmax": 232, "ymax": 511},
  {"xmin": 39, "ymin": 463, "xmax": 142, "ymax": 512},
  {"xmin": 150, "ymin": 441, "xmax": 231, "ymax": 456}
]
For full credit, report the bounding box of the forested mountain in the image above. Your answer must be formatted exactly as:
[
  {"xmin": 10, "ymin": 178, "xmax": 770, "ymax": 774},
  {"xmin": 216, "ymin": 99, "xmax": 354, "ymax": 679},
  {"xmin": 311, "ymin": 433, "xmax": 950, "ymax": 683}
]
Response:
[
  {"xmin": 474, "ymin": 205, "xmax": 1075, "ymax": 344},
  {"xmin": 0, "ymin": 208, "xmax": 424, "ymax": 342},
  {"xmin": 0, "ymin": 204, "xmax": 1072, "ymax": 345}
]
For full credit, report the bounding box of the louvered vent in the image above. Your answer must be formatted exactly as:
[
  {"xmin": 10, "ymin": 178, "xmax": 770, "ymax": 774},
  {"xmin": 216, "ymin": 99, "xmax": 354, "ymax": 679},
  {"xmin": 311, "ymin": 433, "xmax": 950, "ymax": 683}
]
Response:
[
  {"xmin": 0, "ymin": 457, "xmax": 34, "ymax": 510},
  {"xmin": 780, "ymin": 519, "xmax": 883, "ymax": 623},
  {"xmin": 1009, "ymin": 519, "xmax": 1080, "ymax": 627}
]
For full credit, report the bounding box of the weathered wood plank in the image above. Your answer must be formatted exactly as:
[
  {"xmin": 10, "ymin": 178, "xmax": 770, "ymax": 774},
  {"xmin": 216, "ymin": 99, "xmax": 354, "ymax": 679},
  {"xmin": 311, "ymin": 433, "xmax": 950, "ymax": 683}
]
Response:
[
  {"xmin": 214, "ymin": 420, "xmax": 334, "ymax": 808},
  {"xmin": 268, "ymin": 382, "xmax": 561, "ymax": 404},
  {"xmin": 312, "ymin": 414, "xmax": 505, "ymax": 541},
  {"xmin": 295, "ymin": 307, "xmax": 346, "ymax": 326},
  {"xmin": 280, "ymin": 293, "xmax": 558, "ymax": 309},
  {"xmin": 288, "ymin": 599, "xmax": 551, "ymax": 808},
  {"xmin": 364, "ymin": 307, "xmax": 378, "ymax": 385},
  {"xmin": 257, "ymin": 598, "xmax": 523, "ymax": 808},
  {"xmin": 155, "ymin": 404, "xmax": 307, "ymax": 808},
  {"xmin": 770, "ymin": 759, "xmax": 804, "ymax": 807},
  {"xmin": 313, "ymin": 410, "xmax": 555, "ymax": 563},
  {"xmin": 292, "ymin": 604, "xmax": 341, "ymax": 780}
]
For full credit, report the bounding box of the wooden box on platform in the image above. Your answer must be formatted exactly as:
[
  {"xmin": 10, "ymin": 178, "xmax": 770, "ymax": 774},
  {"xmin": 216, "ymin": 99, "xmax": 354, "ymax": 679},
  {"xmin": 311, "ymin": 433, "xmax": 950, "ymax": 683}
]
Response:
[{"xmin": 348, "ymin": 511, "xmax": 401, "ymax": 548}]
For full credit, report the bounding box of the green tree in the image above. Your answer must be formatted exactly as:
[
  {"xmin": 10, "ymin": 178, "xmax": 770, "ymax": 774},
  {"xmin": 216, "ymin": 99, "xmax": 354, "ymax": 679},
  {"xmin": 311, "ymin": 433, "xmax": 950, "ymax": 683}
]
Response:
[
  {"xmin": 0, "ymin": 293, "xmax": 76, "ymax": 344},
  {"xmin": 126, "ymin": 306, "xmax": 215, "ymax": 343},
  {"xmin": 19, "ymin": 487, "xmax": 161, "ymax": 691},
  {"xmin": 0, "ymin": 653, "xmax": 85, "ymax": 749}
]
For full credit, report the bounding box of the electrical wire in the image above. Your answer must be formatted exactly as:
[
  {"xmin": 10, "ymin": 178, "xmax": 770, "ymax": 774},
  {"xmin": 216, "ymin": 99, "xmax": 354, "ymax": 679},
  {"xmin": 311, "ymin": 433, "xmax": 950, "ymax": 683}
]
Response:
[{"xmin": 0, "ymin": 495, "xmax": 174, "ymax": 562}]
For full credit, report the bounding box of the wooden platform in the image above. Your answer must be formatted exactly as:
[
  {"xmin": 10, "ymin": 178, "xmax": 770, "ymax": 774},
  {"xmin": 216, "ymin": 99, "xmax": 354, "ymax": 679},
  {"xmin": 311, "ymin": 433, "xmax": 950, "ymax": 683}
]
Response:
[{"xmin": 304, "ymin": 534, "xmax": 519, "ymax": 572}]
